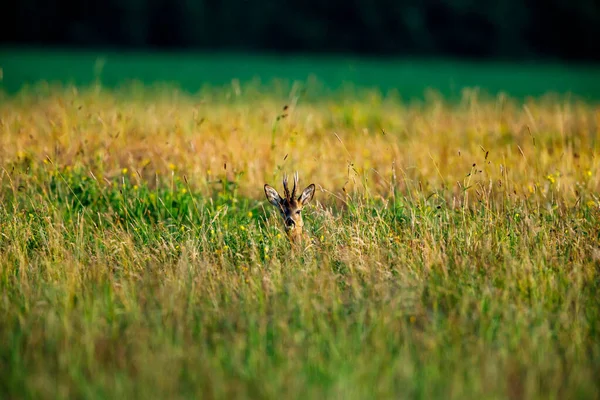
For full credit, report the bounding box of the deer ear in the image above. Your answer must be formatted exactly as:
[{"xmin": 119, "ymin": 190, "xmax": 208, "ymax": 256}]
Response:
[
  {"xmin": 298, "ymin": 184, "xmax": 315, "ymax": 205},
  {"xmin": 264, "ymin": 184, "xmax": 282, "ymax": 207}
]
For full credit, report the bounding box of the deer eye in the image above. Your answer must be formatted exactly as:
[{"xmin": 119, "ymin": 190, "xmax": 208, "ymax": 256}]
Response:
[{"xmin": 295, "ymin": 210, "xmax": 301, "ymax": 215}]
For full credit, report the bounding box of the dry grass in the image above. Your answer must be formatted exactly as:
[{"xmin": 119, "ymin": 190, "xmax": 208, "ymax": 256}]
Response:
[{"xmin": 0, "ymin": 83, "xmax": 599, "ymax": 399}]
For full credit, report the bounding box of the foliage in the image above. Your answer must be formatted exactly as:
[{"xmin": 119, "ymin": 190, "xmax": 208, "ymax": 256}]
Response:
[
  {"xmin": 0, "ymin": 83, "xmax": 599, "ymax": 399},
  {"xmin": 3, "ymin": 0, "xmax": 600, "ymax": 60}
]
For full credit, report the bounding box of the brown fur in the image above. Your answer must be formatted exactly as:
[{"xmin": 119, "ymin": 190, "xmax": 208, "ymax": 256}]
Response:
[{"xmin": 264, "ymin": 172, "xmax": 315, "ymax": 244}]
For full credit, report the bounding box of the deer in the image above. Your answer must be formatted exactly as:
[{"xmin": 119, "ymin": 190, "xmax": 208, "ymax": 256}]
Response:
[{"xmin": 264, "ymin": 172, "xmax": 315, "ymax": 244}]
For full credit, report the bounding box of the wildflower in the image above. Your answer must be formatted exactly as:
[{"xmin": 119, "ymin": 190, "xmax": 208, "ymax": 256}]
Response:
[
  {"xmin": 240, "ymin": 225, "xmax": 246, "ymax": 231},
  {"xmin": 586, "ymin": 170, "xmax": 592, "ymax": 177},
  {"xmin": 168, "ymin": 163, "xmax": 176, "ymax": 171},
  {"xmin": 276, "ymin": 233, "xmax": 282, "ymax": 239},
  {"xmin": 264, "ymin": 246, "xmax": 269, "ymax": 253},
  {"xmin": 546, "ymin": 174, "xmax": 555, "ymax": 184},
  {"xmin": 122, "ymin": 168, "xmax": 128, "ymax": 174},
  {"xmin": 247, "ymin": 211, "xmax": 253, "ymax": 218},
  {"xmin": 180, "ymin": 188, "xmax": 187, "ymax": 194},
  {"xmin": 133, "ymin": 185, "xmax": 139, "ymax": 191},
  {"xmin": 587, "ymin": 200, "xmax": 596, "ymax": 207}
]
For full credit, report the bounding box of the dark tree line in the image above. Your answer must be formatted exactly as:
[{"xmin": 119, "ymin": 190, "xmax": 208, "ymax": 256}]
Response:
[{"xmin": 2, "ymin": 0, "xmax": 599, "ymax": 61}]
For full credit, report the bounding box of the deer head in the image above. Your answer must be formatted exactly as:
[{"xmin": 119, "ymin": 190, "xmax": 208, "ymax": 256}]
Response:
[{"xmin": 264, "ymin": 172, "xmax": 315, "ymax": 242}]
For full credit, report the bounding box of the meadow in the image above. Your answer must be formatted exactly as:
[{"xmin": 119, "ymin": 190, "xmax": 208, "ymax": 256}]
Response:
[{"xmin": 0, "ymin": 78, "xmax": 599, "ymax": 399}]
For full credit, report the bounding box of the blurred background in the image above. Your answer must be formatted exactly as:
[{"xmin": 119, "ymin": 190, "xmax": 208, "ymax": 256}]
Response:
[
  {"xmin": 1, "ymin": 0, "xmax": 600, "ymax": 98},
  {"xmin": 4, "ymin": 0, "xmax": 600, "ymax": 60}
]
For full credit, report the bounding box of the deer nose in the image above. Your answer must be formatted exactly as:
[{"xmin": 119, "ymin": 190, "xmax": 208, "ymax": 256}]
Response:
[{"xmin": 285, "ymin": 217, "xmax": 296, "ymax": 227}]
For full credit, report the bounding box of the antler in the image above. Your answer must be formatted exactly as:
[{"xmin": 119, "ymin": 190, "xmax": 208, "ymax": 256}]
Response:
[
  {"xmin": 282, "ymin": 172, "xmax": 300, "ymax": 200},
  {"xmin": 282, "ymin": 173, "xmax": 291, "ymax": 200},
  {"xmin": 292, "ymin": 172, "xmax": 298, "ymax": 199}
]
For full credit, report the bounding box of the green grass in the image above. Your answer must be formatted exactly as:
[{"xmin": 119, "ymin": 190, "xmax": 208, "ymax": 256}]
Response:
[
  {"xmin": 2, "ymin": 49, "xmax": 600, "ymax": 100},
  {"xmin": 0, "ymin": 81, "xmax": 599, "ymax": 399}
]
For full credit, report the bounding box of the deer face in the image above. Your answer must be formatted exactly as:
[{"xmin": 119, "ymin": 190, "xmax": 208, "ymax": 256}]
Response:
[{"xmin": 264, "ymin": 173, "xmax": 315, "ymax": 241}]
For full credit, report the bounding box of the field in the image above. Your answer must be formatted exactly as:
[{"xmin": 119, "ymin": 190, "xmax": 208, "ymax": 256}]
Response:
[
  {"xmin": 1, "ymin": 54, "xmax": 600, "ymax": 399},
  {"xmin": 2, "ymin": 49, "xmax": 600, "ymax": 100}
]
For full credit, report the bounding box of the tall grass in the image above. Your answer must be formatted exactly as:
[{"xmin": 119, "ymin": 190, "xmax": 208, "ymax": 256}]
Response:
[{"xmin": 0, "ymin": 82, "xmax": 599, "ymax": 399}]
